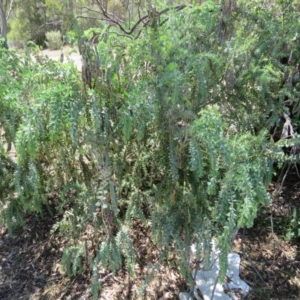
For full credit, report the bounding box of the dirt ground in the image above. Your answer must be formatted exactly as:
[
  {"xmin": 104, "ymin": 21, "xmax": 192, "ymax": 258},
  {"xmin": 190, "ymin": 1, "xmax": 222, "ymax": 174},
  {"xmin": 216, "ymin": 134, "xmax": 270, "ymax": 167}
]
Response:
[
  {"xmin": 0, "ymin": 170, "xmax": 300, "ymax": 299},
  {"xmin": 40, "ymin": 46, "xmax": 82, "ymax": 71},
  {"xmin": 0, "ymin": 211, "xmax": 188, "ymax": 300}
]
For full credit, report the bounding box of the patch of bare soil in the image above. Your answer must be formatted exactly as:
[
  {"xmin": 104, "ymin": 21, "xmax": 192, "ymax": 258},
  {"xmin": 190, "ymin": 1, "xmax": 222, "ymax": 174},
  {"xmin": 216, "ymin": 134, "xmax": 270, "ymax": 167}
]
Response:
[
  {"xmin": 40, "ymin": 46, "xmax": 82, "ymax": 71},
  {"xmin": 1, "ymin": 169, "xmax": 300, "ymax": 299}
]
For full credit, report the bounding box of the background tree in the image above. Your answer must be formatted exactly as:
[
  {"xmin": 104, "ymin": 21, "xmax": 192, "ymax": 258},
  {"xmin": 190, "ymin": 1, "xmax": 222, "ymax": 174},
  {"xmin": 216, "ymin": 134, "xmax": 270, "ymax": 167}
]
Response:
[{"xmin": 0, "ymin": 0, "xmax": 14, "ymax": 47}]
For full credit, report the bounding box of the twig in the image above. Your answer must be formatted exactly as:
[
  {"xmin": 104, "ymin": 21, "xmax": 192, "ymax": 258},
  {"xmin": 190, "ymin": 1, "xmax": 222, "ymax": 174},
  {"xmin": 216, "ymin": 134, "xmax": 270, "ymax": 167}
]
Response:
[
  {"xmin": 37, "ymin": 20, "xmax": 62, "ymax": 30},
  {"xmin": 82, "ymin": 3, "xmax": 125, "ymax": 23},
  {"xmin": 279, "ymin": 259, "xmax": 300, "ymax": 267},
  {"xmin": 112, "ymin": 276, "xmax": 123, "ymax": 283},
  {"xmin": 280, "ymin": 163, "xmax": 291, "ymax": 191},
  {"xmin": 241, "ymin": 228, "xmax": 245, "ymax": 255},
  {"xmin": 294, "ymin": 163, "xmax": 300, "ymax": 178},
  {"xmin": 243, "ymin": 260, "xmax": 266, "ymax": 284},
  {"xmin": 231, "ymin": 228, "xmax": 239, "ymax": 245},
  {"xmin": 99, "ymin": 272, "xmax": 113, "ymax": 283},
  {"xmin": 276, "ymin": 162, "xmax": 288, "ymax": 186},
  {"xmin": 270, "ymin": 208, "xmax": 274, "ymax": 236},
  {"xmin": 210, "ymin": 275, "xmax": 219, "ymax": 300},
  {"xmin": 92, "ymin": 2, "xmax": 189, "ymax": 36},
  {"xmin": 272, "ymin": 126, "xmax": 278, "ymax": 140},
  {"xmin": 188, "ymin": 260, "xmax": 202, "ymax": 300}
]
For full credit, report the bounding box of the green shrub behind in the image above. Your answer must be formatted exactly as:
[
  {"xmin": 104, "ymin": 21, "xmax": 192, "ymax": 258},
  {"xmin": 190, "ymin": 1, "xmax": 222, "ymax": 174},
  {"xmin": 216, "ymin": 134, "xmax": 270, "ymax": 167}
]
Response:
[{"xmin": 45, "ymin": 30, "xmax": 62, "ymax": 50}]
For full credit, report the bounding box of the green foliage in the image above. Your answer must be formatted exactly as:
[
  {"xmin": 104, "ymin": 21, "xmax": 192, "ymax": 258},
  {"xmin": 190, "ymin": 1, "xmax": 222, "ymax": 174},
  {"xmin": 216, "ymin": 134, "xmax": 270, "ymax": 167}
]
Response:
[
  {"xmin": 8, "ymin": 12, "xmax": 31, "ymax": 43},
  {"xmin": 61, "ymin": 244, "xmax": 85, "ymax": 276},
  {"xmin": 2, "ymin": 0, "xmax": 300, "ymax": 295},
  {"xmin": 91, "ymin": 260, "xmax": 100, "ymax": 300},
  {"xmin": 65, "ymin": 30, "xmax": 78, "ymax": 46},
  {"xmin": 8, "ymin": 2, "xmax": 47, "ymax": 45},
  {"xmin": 116, "ymin": 225, "xmax": 136, "ymax": 276},
  {"xmin": 285, "ymin": 207, "xmax": 300, "ymax": 241},
  {"xmin": 45, "ymin": 30, "xmax": 62, "ymax": 50}
]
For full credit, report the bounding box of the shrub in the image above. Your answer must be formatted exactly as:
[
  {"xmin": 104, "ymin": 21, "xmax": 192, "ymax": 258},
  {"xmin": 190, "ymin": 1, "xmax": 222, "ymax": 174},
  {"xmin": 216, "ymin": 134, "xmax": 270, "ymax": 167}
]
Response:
[
  {"xmin": 45, "ymin": 30, "xmax": 62, "ymax": 50},
  {"xmin": 2, "ymin": 1, "xmax": 300, "ymax": 297}
]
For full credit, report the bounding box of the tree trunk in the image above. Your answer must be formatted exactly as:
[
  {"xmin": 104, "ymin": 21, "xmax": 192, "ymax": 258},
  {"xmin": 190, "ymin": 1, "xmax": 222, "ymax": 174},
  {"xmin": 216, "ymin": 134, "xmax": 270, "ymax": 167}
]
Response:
[
  {"xmin": 0, "ymin": 0, "xmax": 8, "ymax": 48},
  {"xmin": 68, "ymin": 0, "xmax": 74, "ymax": 14}
]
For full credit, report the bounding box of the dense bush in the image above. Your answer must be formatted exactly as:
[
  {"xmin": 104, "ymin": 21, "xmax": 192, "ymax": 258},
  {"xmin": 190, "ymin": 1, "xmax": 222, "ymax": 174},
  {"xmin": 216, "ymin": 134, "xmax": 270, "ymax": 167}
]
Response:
[{"xmin": 1, "ymin": 0, "xmax": 300, "ymax": 297}]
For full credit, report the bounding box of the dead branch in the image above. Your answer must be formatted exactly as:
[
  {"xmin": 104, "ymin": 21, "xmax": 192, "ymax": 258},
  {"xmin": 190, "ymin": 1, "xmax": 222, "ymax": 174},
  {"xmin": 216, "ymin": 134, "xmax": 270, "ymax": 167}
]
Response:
[
  {"xmin": 81, "ymin": 4, "xmax": 125, "ymax": 24},
  {"xmin": 37, "ymin": 20, "xmax": 63, "ymax": 31},
  {"xmin": 281, "ymin": 113, "xmax": 294, "ymax": 139},
  {"xmin": 90, "ymin": 2, "xmax": 189, "ymax": 37}
]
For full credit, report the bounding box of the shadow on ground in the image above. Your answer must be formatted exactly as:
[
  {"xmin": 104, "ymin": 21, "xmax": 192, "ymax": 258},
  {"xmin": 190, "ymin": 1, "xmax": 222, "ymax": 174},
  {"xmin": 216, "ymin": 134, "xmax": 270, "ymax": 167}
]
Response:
[
  {"xmin": 1, "ymin": 170, "xmax": 300, "ymax": 299},
  {"xmin": 235, "ymin": 169, "xmax": 300, "ymax": 299},
  {"xmin": 0, "ymin": 207, "xmax": 71, "ymax": 300}
]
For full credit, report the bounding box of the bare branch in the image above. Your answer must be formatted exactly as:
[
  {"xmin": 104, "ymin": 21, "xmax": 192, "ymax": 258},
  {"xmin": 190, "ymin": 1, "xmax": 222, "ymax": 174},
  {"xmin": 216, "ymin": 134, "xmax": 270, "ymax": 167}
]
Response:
[
  {"xmin": 81, "ymin": 4, "xmax": 125, "ymax": 24},
  {"xmin": 76, "ymin": 15, "xmax": 109, "ymax": 22},
  {"xmin": 80, "ymin": 4, "xmax": 122, "ymax": 22},
  {"xmin": 129, "ymin": 4, "xmax": 188, "ymax": 35},
  {"xmin": 91, "ymin": 1, "xmax": 189, "ymax": 37},
  {"xmin": 80, "ymin": 5, "xmax": 101, "ymax": 14},
  {"xmin": 281, "ymin": 113, "xmax": 294, "ymax": 139},
  {"xmin": 37, "ymin": 19, "xmax": 63, "ymax": 31},
  {"xmin": 94, "ymin": 0, "xmax": 131, "ymax": 34}
]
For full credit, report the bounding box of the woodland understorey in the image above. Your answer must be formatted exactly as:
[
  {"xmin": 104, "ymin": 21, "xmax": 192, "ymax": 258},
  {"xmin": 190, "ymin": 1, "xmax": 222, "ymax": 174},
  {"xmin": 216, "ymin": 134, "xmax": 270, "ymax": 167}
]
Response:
[{"xmin": 1, "ymin": 0, "xmax": 300, "ymax": 298}]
